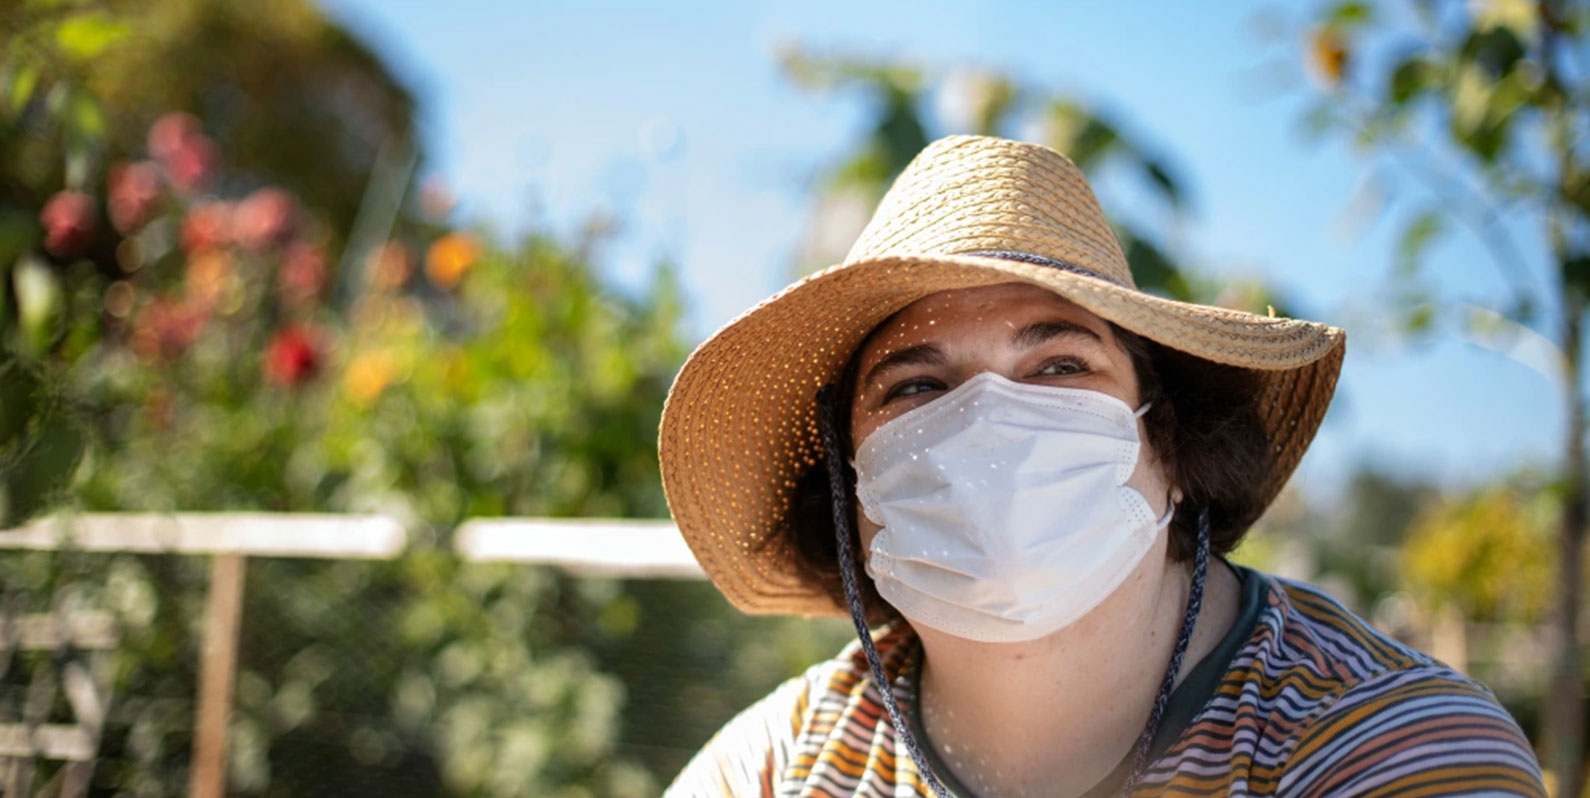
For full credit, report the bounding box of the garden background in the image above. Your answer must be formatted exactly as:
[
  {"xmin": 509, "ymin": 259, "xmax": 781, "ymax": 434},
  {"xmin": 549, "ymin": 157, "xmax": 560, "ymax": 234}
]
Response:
[{"xmin": 2, "ymin": 0, "xmax": 1587, "ymax": 795}]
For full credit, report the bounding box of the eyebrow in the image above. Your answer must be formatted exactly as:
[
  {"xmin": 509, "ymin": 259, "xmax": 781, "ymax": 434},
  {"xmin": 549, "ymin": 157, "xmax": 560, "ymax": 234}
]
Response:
[
  {"xmin": 862, "ymin": 343, "xmax": 946, "ymax": 388},
  {"xmin": 861, "ymin": 319, "xmax": 1107, "ymax": 388},
  {"xmin": 1012, "ymin": 320, "xmax": 1105, "ymax": 349}
]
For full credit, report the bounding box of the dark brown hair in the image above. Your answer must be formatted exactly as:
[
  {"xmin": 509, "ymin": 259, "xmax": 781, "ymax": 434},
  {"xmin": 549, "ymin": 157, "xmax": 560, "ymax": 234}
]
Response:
[{"xmin": 771, "ymin": 310, "xmax": 1276, "ymax": 623}]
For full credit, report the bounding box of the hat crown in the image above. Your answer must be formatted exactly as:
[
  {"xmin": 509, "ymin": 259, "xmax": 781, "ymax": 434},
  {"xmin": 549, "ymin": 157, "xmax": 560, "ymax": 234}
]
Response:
[{"xmin": 844, "ymin": 135, "xmax": 1137, "ymax": 289}]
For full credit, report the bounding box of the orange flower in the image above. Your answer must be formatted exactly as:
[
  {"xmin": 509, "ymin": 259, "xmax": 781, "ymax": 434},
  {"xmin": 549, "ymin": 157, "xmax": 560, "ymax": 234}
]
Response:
[
  {"xmin": 1308, "ymin": 26, "xmax": 1349, "ymax": 86},
  {"xmin": 425, "ymin": 233, "xmax": 482, "ymax": 289},
  {"xmin": 185, "ymin": 250, "xmax": 235, "ymax": 311}
]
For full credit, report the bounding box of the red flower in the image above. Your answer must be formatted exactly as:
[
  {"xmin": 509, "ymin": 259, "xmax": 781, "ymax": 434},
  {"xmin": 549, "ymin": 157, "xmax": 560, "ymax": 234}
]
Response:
[
  {"xmin": 148, "ymin": 112, "xmax": 215, "ymax": 194},
  {"xmin": 233, "ymin": 187, "xmax": 298, "ymax": 250},
  {"xmin": 108, "ymin": 161, "xmax": 163, "ymax": 234},
  {"xmin": 278, "ymin": 241, "xmax": 328, "ymax": 308},
  {"xmin": 264, "ymin": 325, "xmax": 322, "ymax": 387},
  {"xmin": 39, "ymin": 190, "xmax": 97, "ymax": 256},
  {"xmin": 181, "ymin": 201, "xmax": 234, "ymax": 254}
]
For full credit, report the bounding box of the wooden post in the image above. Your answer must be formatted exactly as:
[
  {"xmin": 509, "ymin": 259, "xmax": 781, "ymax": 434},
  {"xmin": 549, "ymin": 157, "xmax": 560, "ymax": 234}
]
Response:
[{"xmin": 189, "ymin": 553, "xmax": 245, "ymax": 798}]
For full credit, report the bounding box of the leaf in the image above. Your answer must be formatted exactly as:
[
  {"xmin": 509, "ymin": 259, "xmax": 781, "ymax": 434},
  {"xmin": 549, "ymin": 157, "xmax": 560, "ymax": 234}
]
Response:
[
  {"xmin": 69, "ymin": 91, "xmax": 104, "ymax": 139},
  {"xmin": 1462, "ymin": 25, "xmax": 1526, "ymax": 80},
  {"xmin": 1562, "ymin": 168, "xmax": 1590, "ymax": 216},
  {"xmin": 0, "ymin": 359, "xmax": 40, "ymax": 448},
  {"xmin": 1, "ymin": 412, "xmax": 84, "ymax": 527},
  {"xmin": 1449, "ymin": 63, "xmax": 1508, "ymax": 161},
  {"xmin": 1396, "ymin": 210, "xmax": 1445, "ymax": 276},
  {"xmin": 1143, "ymin": 158, "xmax": 1185, "ymax": 210},
  {"xmin": 1389, "ymin": 55, "xmax": 1438, "ymax": 105},
  {"xmin": 1121, "ymin": 231, "xmax": 1193, "ymax": 301},
  {"xmin": 1563, "ymin": 253, "xmax": 1590, "ymax": 304},
  {"xmin": 874, "ymin": 89, "xmax": 928, "ymax": 178},
  {"xmin": 1403, "ymin": 302, "xmax": 1436, "ymax": 335},
  {"xmin": 54, "ymin": 12, "xmax": 132, "ymax": 61},
  {"xmin": 1327, "ymin": 1, "xmax": 1374, "ymax": 27},
  {"xmin": 4, "ymin": 61, "xmax": 39, "ymax": 117},
  {"xmin": 1070, "ymin": 117, "xmax": 1120, "ymax": 171},
  {"xmin": 13, "ymin": 255, "xmax": 63, "ymax": 355}
]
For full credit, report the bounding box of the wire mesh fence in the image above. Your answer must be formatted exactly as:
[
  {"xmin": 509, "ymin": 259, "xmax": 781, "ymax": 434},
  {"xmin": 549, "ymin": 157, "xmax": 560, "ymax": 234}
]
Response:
[{"xmin": 0, "ymin": 514, "xmax": 852, "ymax": 797}]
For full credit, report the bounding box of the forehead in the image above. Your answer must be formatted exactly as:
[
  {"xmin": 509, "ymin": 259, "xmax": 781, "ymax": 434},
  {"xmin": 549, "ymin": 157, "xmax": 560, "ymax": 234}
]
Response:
[{"xmin": 858, "ymin": 282, "xmax": 1107, "ymax": 359}]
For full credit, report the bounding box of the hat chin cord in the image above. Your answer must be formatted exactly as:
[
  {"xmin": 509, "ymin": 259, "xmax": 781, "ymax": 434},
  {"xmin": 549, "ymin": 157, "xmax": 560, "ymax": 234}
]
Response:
[{"xmin": 815, "ymin": 384, "xmax": 1210, "ymax": 798}]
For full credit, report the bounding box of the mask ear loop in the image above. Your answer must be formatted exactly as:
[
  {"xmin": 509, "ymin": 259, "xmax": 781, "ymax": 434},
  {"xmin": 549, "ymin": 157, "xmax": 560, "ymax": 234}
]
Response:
[
  {"xmin": 815, "ymin": 384, "xmax": 951, "ymax": 798},
  {"xmin": 1122, "ymin": 502, "xmax": 1211, "ymax": 794}
]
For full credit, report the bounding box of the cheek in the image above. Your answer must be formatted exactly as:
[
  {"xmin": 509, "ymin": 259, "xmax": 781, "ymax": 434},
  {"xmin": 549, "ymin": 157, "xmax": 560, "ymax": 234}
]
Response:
[
  {"xmin": 850, "ymin": 404, "xmax": 890, "ymax": 451},
  {"xmin": 1125, "ymin": 434, "xmax": 1173, "ymax": 511}
]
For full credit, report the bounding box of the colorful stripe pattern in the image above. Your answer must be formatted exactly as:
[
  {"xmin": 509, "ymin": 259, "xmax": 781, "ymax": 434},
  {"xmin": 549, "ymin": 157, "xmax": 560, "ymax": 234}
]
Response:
[{"xmin": 665, "ymin": 571, "xmax": 1545, "ymax": 797}]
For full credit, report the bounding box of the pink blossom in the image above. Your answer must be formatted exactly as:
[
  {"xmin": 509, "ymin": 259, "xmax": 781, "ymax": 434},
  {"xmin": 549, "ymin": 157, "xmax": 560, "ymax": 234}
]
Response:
[
  {"xmin": 107, "ymin": 161, "xmax": 163, "ymax": 233},
  {"xmin": 39, "ymin": 190, "xmax": 97, "ymax": 256},
  {"xmin": 233, "ymin": 187, "xmax": 298, "ymax": 250},
  {"xmin": 278, "ymin": 241, "xmax": 329, "ymax": 308},
  {"xmin": 148, "ymin": 112, "xmax": 215, "ymax": 194},
  {"xmin": 181, "ymin": 201, "xmax": 234, "ymax": 255}
]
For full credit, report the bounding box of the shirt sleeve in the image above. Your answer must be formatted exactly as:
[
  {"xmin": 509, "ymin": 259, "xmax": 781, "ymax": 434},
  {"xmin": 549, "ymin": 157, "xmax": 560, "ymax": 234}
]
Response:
[
  {"xmin": 663, "ymin": 671, "xmax": 814, "ymax": 798},
  {"xmin": 1279, "ymin": 666, "xmax": 1547, "ymax": 797}
]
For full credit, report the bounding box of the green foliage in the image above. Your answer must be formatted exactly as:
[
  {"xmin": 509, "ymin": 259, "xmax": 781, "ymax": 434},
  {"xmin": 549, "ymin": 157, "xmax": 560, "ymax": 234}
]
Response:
[{"xmin": 1400, "ymin": 475, "xmax": 1556, "ymax": 624}]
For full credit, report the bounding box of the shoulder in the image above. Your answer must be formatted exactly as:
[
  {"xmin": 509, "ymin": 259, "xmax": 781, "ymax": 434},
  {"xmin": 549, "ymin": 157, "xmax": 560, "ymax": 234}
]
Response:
[
  {"xmin": 1263, "ymin": 572, "xmax": 1435, "ymax": 679},
  {"xmin": 1244, "ymin": 572, "xmax": 1544, "ymax": 797},
  {"xmin": 1279, "ymin": 665, "xmax": 1545, "ymax": 796},
  {"xmin": 663, "ymin": 624, "xmax": 915, "ymax": 797}
]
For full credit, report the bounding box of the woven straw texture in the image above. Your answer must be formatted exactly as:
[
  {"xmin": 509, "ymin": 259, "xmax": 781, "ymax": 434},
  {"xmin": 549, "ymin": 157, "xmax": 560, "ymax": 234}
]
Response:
[{"xmin": 659, "ymin": 134, "xmax": 1346, "ymax": 617}]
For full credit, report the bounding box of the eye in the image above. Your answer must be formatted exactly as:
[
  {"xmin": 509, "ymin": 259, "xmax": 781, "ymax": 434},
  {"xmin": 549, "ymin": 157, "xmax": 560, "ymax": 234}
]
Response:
[
  {"xmin": 1031, "ymin": 356, "xmax": 1089, "ymax": 378},
  {"xmin": 882, "ymin": 377, "xmax": 944, "ymax": 404}
]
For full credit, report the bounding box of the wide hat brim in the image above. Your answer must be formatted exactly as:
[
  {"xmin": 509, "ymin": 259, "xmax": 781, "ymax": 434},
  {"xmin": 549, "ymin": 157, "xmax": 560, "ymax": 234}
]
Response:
[{"xmin": 659, "ymin": 251, "xmax": 1345, "ymax": 617}]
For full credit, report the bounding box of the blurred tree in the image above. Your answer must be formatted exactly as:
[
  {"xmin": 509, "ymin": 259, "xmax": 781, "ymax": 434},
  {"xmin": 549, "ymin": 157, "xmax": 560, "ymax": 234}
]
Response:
[
  {"xmin": 1401, "ymin": 472, "xmax": 1556, "ymax": 626},
  {"xmin": 1285, "ymin": 0, "xmax": 1590, "ymax": 788},
  {"xmin": 777, "ymin": 44, "xmax": 1299, "ymax": 317}
]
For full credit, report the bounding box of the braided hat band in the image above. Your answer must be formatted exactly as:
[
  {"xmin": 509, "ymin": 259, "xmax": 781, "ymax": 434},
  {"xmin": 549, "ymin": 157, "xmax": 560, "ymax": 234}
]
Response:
[{"xmin": 659, "ymin": 134, "xmax": 1345, "ymax": 617}]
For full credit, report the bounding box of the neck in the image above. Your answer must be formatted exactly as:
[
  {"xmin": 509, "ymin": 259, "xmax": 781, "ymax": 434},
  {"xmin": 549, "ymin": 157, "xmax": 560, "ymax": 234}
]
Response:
[{"xmin": 911, "ymin": 542, "xmax": 1238, "ymax": 798}]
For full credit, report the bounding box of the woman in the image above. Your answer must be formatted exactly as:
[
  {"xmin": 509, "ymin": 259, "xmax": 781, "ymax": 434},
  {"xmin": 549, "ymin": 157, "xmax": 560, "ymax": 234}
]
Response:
[{"xmin": 658, "ymin": 135, "xmax": 1544, "ymax": 797}]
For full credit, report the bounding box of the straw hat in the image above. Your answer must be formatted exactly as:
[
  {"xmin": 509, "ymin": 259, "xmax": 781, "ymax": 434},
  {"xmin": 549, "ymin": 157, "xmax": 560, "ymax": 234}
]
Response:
[{"xmin": 659, "ymin": 134, "xmax": 1345, "ymax": 617}]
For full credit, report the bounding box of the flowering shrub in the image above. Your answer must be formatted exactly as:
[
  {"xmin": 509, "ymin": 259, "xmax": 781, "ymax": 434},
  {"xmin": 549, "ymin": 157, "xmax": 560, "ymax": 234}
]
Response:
[{"xmin": 1, "ymin": 99, "xmax": 706, "ymax": 794}]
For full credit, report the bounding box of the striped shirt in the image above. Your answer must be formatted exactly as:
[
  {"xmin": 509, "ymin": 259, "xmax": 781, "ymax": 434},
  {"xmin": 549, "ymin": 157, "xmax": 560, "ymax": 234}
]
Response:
[{"xmin": 665, "ymin": 563, "xmax": 1545, "ymax": 797}]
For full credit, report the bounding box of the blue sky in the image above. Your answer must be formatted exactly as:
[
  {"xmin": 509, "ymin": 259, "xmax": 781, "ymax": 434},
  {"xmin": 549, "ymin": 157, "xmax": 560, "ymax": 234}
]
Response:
[{"xmin": 322, "ymin": 0, "xmax": 1566, "ymax": 504}]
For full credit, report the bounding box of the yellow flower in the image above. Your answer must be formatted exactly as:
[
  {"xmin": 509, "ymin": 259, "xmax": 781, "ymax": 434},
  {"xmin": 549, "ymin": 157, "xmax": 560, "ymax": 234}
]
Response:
[{"xmin": 345, "ymin": 350, "xmax": 396, "ymax": 406}]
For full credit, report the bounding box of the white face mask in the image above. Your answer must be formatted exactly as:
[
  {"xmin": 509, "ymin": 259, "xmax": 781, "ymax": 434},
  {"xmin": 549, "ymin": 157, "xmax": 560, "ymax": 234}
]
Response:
[{"xmin": 853, "ymin": 371, "xmax": 1174, "ymax": 643}]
